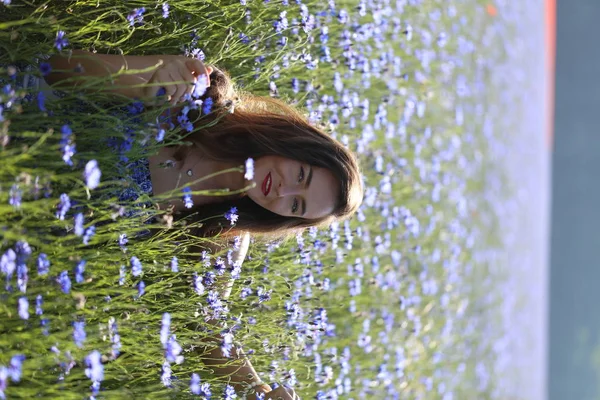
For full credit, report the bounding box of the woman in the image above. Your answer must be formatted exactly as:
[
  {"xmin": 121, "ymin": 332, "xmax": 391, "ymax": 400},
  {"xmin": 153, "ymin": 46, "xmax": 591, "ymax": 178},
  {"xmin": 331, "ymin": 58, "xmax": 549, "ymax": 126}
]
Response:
[{"xmin": 42, "ymin": 50, "xmax": 363, "ymax": 400}]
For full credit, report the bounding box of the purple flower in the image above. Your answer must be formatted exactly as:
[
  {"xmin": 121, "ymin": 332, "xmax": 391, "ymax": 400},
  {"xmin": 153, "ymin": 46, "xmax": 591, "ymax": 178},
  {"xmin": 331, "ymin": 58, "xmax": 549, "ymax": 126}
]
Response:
[
  {"xmin": 224, "ymin": 384, "xmax": 237, "ymax": 400},
  {"xmin": 137, "ymin": 281, "xmax": 145, "ymax": 298},
  {"xmin": 160, "ymin": 313, "xmax": 171, "ymax": 346},
  {"xmin": 240, "ymin": 287, "xmax": 252, "ymax": 299},
  {"xmin": 83, "ymin": 225, "xmax": 96, "ymax": 245},
  {"xmin": 119, "ymin": 265, "xmax": 126, "ymax": 286},
  {"xmin": 221, "ymin": 331, "xmax": 234, "ymax": 358},
  {"xmin": 39, "ymin": 61, "xmax": 51, "ymax": 76},
  {"xmin": 83, "ymin": 160, "xmax": 101, "ymax": 190},
  {"xmin": 190, "ymin": 373, "xmax": 202, "ymax": 395},
  {"xmin": 37, "ymin": 253, "xmax": 50, "ymax": 276},
  {"xmin": 165, "ymin": 335, "xmax": 184, "ymax": 364},
  {"xmin": 194, "ymin": 273, "xmax": 205, "ymax": 295},
  {"xmin": 202, "ymin": 271, "xmax": 216, "ymax": 287},
  {"xmin": 74, "ymin": 260, "xmax": 86, "ymax": 283},
  {"xmin": 161, "ymin": 361, "xmax": 172, "ymax": 387},
  {"xmin": 74, "ymin": 213, "xmax": 84, "ymax": 236},
  {"xmin": 16, "ymin": 263, "xmax": 28, "ymax": 293},
  {"xmin": 56, "ymin": 193, "xmax": 71, "ymax": 220},
  {"xmin": 18, "ymin": 297, "xmax": 29, "ymax": 320},
  {"xmin": 8, "ymin": 355, "xmax": 25, "ymax": 382},
  {"xmin": 118, "ymin": 233, "xmax": 128, "ymax": 248},
  {"xmin": 202, "ymin": 97, "xmax": 213, "ymax": 115},
  {"xmin": 34, "ymin": 295, "xmax": 43, "ymax": 317},
  {"xmin": 37, "ymin": 91, "xmax": 46, "ymax": 112},
  {"xmin": 170, "ymin": 256, "xmax": 179, "ymax": 272},
  {"xmin": 193, "ymin": 75, "xmax": 208, "ymax": 99},
  {"xmin": 1, "ymin": 248, "xmax": 16, "ymax": 275},
  {"xmin": 9, "ymin": 184, "xmax": 21, "ymax": 208},
  {"xmin": 127, "ymin": 7, "xmax": 146, "ymax": 26},
  {"xmin": 182, "ymin": 187, "xmax": 193, "ymax": 209},
  {"xmin": 130, "ymin": 256, "xmax": 142, "ymax": 277},
  {"xmin": 84, "ymin": 350, "xmax": 104, "ymax": 382},
  {"xmin": 73, "ymin": 321, "xmax": 86, "ymax": 348},
  {"xmin": 57, "ymin": 270, "xmax": 71, "ymax": 294},
  {"xmin": 224, "ymin": 207, "xmax": 238, "ymax": 225},
  {"xmin": 55, "ymin": 30, "xmax": 69, "ymax": 51},
  {"xmin": 161, "ymin": 2, "xmax": 170, "ymax": 18},
  {"xmin": 257, "ymin": 287, "xmax": 272, "ymax": 303},
  {"xmin": 244, "ymin": 158, "xmax": 254, "ymax": 180}
]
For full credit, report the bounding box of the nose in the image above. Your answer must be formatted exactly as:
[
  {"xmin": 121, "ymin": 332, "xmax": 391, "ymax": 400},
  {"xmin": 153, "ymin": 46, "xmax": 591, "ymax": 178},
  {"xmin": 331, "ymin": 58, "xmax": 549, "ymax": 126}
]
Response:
[{"xmin": 276, "ymin": 182, "xmax": 303, "ymax": 197}]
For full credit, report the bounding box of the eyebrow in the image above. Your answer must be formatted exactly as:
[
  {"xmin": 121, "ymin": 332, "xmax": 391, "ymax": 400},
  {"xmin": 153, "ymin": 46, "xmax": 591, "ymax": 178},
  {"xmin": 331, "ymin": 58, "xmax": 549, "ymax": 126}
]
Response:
[{"xmin": 301, "ymin": 165, "xmax": 313, "ymax": 216}]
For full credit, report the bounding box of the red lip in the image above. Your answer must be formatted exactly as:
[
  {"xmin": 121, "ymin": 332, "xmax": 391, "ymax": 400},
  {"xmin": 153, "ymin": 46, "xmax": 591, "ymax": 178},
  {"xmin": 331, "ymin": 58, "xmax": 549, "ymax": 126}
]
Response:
[{"xmin": 262, "ymin": 172, "xmax": 271, "ymax": 196}]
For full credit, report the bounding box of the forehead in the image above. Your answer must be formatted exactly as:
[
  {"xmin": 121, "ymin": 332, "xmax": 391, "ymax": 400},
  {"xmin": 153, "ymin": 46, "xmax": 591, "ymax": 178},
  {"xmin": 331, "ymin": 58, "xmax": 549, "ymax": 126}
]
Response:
[{"xmin": 304, "ymin": 165, "xmax": 340, "ymax": 219}]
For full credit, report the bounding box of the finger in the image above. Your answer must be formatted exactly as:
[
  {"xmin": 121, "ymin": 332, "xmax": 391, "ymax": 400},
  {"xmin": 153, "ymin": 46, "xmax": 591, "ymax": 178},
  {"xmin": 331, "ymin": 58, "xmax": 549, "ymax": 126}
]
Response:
[
  {"xmin": 177, "ymin": 66, "xmax": 196, "ymax": 102},
  {"xmin": 185, "ymin": 59, "xmax": 211, "ymax": 87},
  {"xmin": 170, "ymin": 76, "xmax": 188, "ymax": 106}
]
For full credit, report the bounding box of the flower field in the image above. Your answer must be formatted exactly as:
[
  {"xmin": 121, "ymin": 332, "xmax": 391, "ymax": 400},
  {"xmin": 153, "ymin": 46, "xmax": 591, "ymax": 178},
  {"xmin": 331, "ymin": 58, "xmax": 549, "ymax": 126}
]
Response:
[{"xmin": 0, "ymin": 0, "xmax": 538, "ymax": 398}]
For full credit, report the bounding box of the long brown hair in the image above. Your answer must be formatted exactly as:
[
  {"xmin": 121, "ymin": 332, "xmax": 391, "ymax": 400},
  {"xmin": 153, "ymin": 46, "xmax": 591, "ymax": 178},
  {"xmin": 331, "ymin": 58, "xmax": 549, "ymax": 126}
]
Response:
[{"xmin": 163, "ymin": 66, "xmax": 363, "ymax": 243}]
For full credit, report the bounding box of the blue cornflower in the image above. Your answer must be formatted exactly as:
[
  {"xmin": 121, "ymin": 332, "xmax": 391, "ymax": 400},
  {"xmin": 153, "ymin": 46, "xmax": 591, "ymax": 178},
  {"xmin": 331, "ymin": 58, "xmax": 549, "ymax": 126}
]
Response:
[
  {"xmin": 190, "ymin": 373, "xmax": 202, "ymax": 395},
  {"xmin": 161, "ymin": 2, "xmax": 170, "ymax": 18},
  {"xmin": 55, "ymin": 30, "xmax": 69, "ymax": 51},
  {"xmin": 16, "ymin": 263, "xmax": 28, "ymax": 293},
  {"xmin": 83, "ymin": 225, "xmax": 96, "ymax": 245},
  {"xmin": 207, "ymin": 290, "xmax": 223, "ymax": 312},
  {"xmin": 8, "ymin": 355, "xmax": 25, "ymax": 382},
  {"xmin": 156, "ymin": 128, "xmax": 166, "ymax": 142},
  {"xmin": 36, "ymin": 294, "xmax": 43, "ymax": 315},
  {"xmin": 214, "ymin": 257, "xmax": 226, "ymax": 275},
  {"xmin": 194, "ymin": 273, "xmax": 205, "ymax": 295},
  {"xmin": 9, "ymin": 184, "xmax": 22, "ymax": 209},
  {"xmin": 202, "ymin": 97, "xmax": 213, "ymax": 115},
  {"xmin": 1, "ymin": 248, "xmax": 16, "ymax": 279},
  {"xmin": 244, "ymin": 158, "xmax": 254, "ymax": 180},
  {"xmin": 83, "ymin": 160, "xmax": 101, "ymax": 190},
  {"xmin": 170, "ymin": 256, "xmax": 179, "ymax": 272},
  {"xmin": 73, "ymin": 321, "xmax": 86, "ymax": 348},
  {"xmin": 161, "ymin": 361, "xmax": 172, "ymax": 387},
  {"xmin": 74, "ymin": 213, "xmax": 84, "ymax": 236},
  {"xmin": 182, "ymin": 187, "xmax": 193, "ymax": 209},
  {"xmin": 193, "ymin": 75, "xmax": 208, "ymax": 99},
  {"xmin": 201, "ymin": 251, "xmax": 211, "ymax": 268},
  {"xmin": 39, "ymin": 61, "xmax": 51, "ymax": 76},
  {"xmin": 119, "ymin": 265, "xmax": 126, "ymax": 286},
  {"xmin": 109, "ymin": 317, "xmax": 121, "ymax": 359},
  {"xmin": 60, "ymin": 124, "xmax": 76, "ymax": 166},
  {"xmin": 130, "ymin": 256, "xmax": 142, "ymax": 277},
  {"xmin": 84, "ymin": 350, "xmax": 104, "ymax": 383},
  {"xmin": 127, "ymin": 7, "xmax": 146, "ymax": 26},
  {"xmin": 231, "ymin": 262, "xmax": 242, "ymax": 280},
  {"xmin": 41, "ymin": 318, "xmax": 50, "ymax": 336},
  {"xmin": 74, "ymin": 260, "xmax": 86, "ymax": 283},
  {"xmin": 118, "ymin": 233, "xmax": 128, "ymax": 248},
  {"xmin": 160, "ymin": 313, "xmax": 171, "ymax": 346},
  {"xmin": 239, "ymin": 32, "xmax": 250, "ymax": 44},
  {"xmin": 18, "ymin": 297, "xmax": 29, "ymax": 320},
  {"xmin": 224, "ymin": 384, "xmax": 237, "ymax": 400},
  {"xmin": 257, "ymin": 287, "xmax": 272, "ymax": 303},
  {"xmin": 202, "ymin": 271, "xmax": 216, "ymax": 287},
  {"xmin": 137, "ymin": 281, "xmax": 145, "ymax": 298},
  {"xmin": 165, "ymin": 335, "xmax": 184, "ymax": 364},
  {"xmin": 224, "ymin": 207, "xmax": 239, "ymax": 225},
  {"xmin": 57, "ymin": 270, "xmax": 71, "ymax": 293},
  {"xmin": 37, "ymin": 252, "xmax": 51, "ymax": 275},
  {"xmin": 221, "ymin": 331, "xmax": 234, "ymax": 358},
  {"xmin": 37, "ymin": 91, "xmax": 46, "ymax": 112},
  {"xmin": 240, "ymin": 287, "xmax": 252, "ymax": 299}
]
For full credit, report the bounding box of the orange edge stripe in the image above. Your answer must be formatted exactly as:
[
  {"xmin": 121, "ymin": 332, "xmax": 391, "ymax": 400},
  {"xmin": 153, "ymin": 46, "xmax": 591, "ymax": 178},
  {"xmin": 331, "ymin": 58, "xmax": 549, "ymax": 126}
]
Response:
[{"xmin": 545, "ymin": 0, "xmax": 556, "ymax": 149}]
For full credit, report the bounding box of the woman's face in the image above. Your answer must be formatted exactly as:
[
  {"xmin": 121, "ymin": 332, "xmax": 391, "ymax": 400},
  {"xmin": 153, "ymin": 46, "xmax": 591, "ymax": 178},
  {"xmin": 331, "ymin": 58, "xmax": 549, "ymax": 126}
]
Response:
[{"xmin": 246, "ymin": 155, "xmax": 340, "ymax": 219}]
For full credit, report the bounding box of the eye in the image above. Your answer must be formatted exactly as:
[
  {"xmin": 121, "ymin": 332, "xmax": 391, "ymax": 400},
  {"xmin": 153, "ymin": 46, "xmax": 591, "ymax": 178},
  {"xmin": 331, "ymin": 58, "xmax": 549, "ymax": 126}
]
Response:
[
  {"xmin": 298, "ymin": 166, "xmax": 305, "ymax": 183},
  {"xmin": 292, "ymin": 198, "xmax": 299, "ymax": 214}
]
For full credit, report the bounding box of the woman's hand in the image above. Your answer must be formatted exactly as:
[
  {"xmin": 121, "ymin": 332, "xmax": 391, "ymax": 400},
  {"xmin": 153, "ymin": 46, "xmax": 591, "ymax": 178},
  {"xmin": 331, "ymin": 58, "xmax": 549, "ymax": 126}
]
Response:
[
  {"xmin": 141, "ymin": 57, "xmax": 213, "ymax": 107},
  {"xmin": 253, "ymin": 385, "xmax": 300, "ymax": 400}
]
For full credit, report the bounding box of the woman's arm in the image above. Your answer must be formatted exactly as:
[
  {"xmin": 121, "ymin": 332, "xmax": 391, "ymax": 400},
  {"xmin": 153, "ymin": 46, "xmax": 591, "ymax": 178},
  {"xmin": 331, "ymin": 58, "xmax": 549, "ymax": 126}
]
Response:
[
  {"xmin": 200, "ymin": 233, "xmax": 273, "ymax": 397},
  {"xmin": 44, "ymin": 50, "xmax": 182, "ymax": 100}
]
